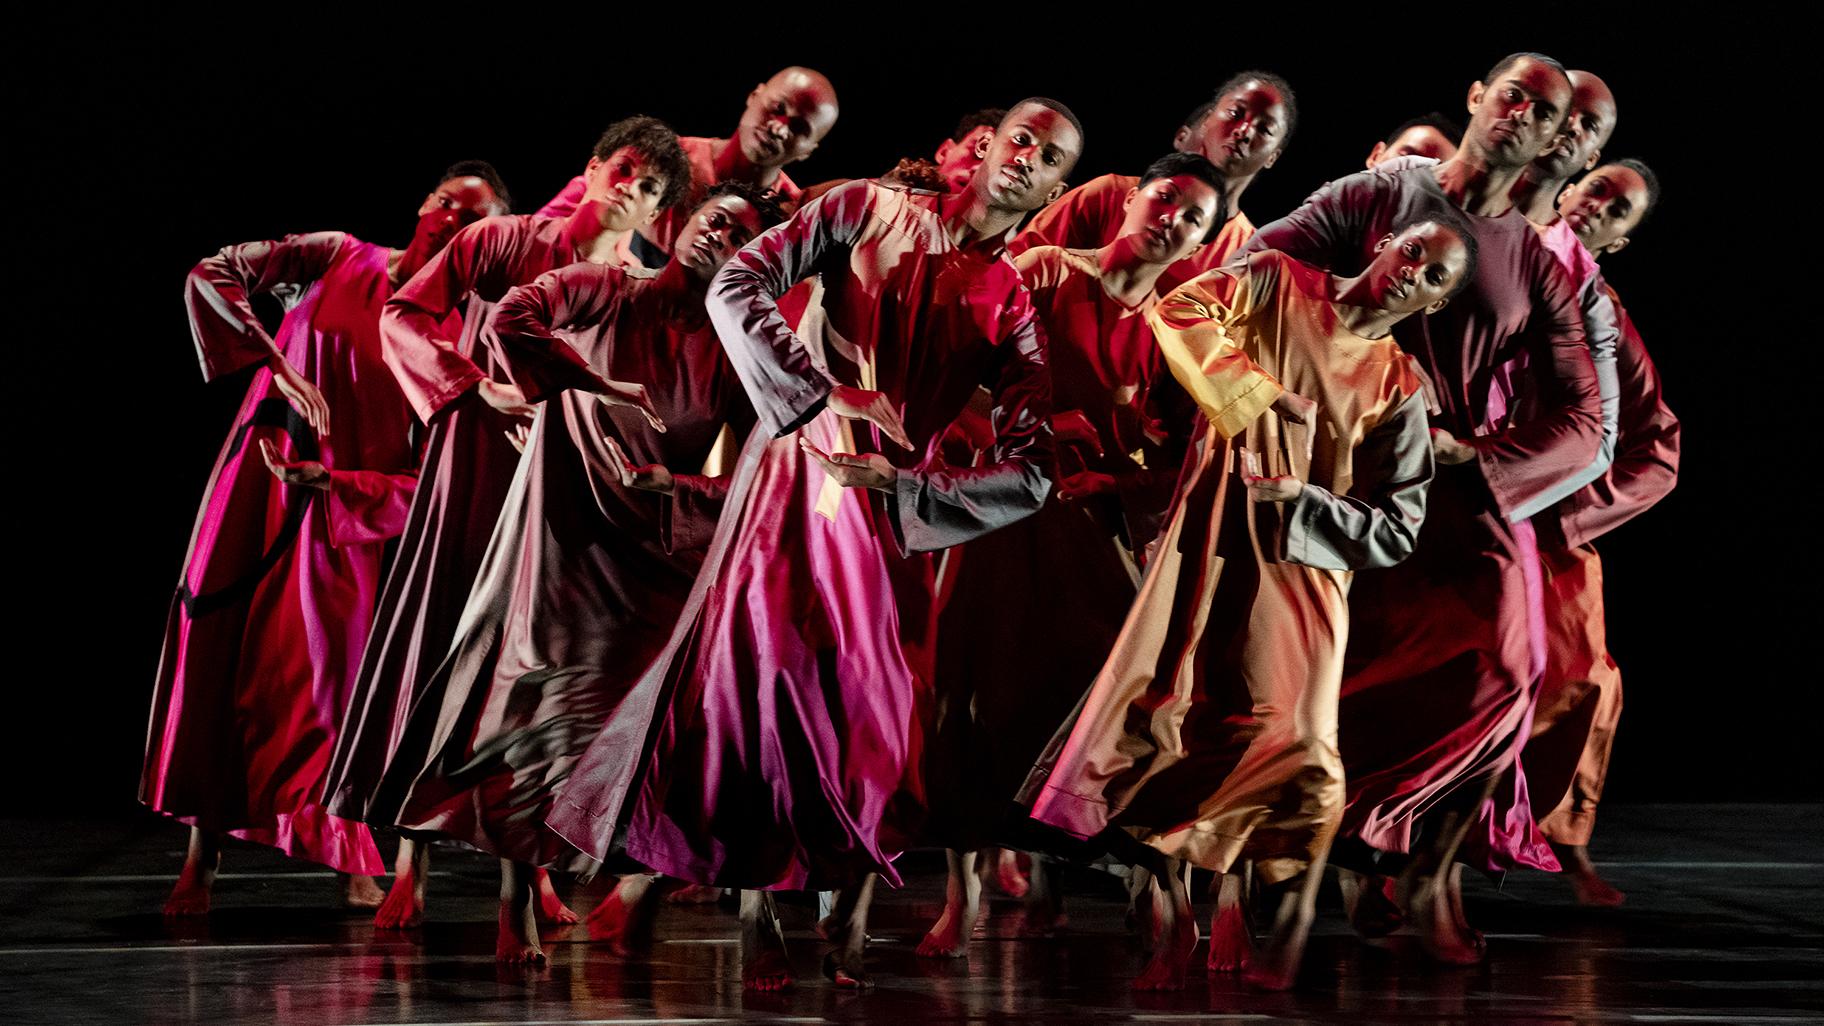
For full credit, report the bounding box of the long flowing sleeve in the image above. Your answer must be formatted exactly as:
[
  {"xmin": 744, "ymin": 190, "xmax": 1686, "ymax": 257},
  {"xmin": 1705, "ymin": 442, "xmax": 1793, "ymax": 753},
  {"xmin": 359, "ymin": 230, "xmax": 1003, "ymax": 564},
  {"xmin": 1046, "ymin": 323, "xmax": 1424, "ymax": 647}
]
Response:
[
  {"xmin": 323, "ymin": 469, "xmax": 418, "ymax": 547},
  {"xmin": 1504, "ymin": 275, "xmax": 1622, "ymax": 521},
  {"xmin": 662, "ymin": 400, "xmax": 758, "ymax": 554},
  {"xmin": 1285, "ymin": 389, "xmax": 1433, "ymax": 570},
  {"xmin": 488, "ymin": 264, "xmax": 627, "ymax": 402},
  {"xmin": 381, "ymin": 217, "xmax": 520, "ymax": 423},
  {"xmin": 888, "ymin": 302, "xmax": 1054, "ymax": 553},
  {"xmin": 184, "ymin": 232, "xmax": 346, "ymax": 381},
  {"xmin": 1148, "ymin": 256, "xmax": 1285, "ymax": 438},
  {"xmin": 704, "ymin": 181, "xmax": 879, "ymax": 435},
  {"xmin": 1552, "ymin": 299, "xmax": 1679, "ymax": 548}
]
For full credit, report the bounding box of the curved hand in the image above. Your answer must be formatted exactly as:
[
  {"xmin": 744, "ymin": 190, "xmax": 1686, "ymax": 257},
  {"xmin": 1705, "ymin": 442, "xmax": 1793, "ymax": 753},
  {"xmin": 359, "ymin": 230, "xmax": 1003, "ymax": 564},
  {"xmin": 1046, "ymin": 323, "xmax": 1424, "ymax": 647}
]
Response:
[
  {"xmin": 1051, "ymin": 409, "xmax": 1105, "ymax": 459},
  {"xmin": 825, "ymin": 385, "xmax": 914, "ymax": 451},
  {"xmin": 1239, "ymin": 446, "xmax": 1303, "ymax": 503},
  {"xmin": 603, "ymin": 435, "xmax": 676, "ymax": 494},
  {"xmin": 799, "ymin": 436, "xmax": 897, "ymax": 491},
  {"xmin": 259, "ymin": 438, "xmax": 331, "ymax": 490},
  {"xmin": 1057, "ymin": 469, "xmax": 1118, "ymax": 502},
  {"xmin": 477, "ymin": 378, "xmax": 538, "ymax": 419},
  {"xmin": 504, "ymin": 421, "xmax": 532, "ymax": 455},
  {"xmin": 1429, "ymin": 427, "xmax": 1477, "ymax": 466},
  {"xmin": 269, "ymin": 355, "xmax": 331, "ymax": 439},
  {"xmin": 597, "ymin": 381, "xmax": 666, "ymax": 434}
]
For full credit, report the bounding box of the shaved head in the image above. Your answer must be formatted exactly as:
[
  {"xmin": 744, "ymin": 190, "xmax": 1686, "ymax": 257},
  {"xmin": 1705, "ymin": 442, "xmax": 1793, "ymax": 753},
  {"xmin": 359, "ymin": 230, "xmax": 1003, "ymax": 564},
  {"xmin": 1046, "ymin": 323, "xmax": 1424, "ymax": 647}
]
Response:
[{"xmin": 736, "ymin": 66, "xmax": 840, "ymax": 171}]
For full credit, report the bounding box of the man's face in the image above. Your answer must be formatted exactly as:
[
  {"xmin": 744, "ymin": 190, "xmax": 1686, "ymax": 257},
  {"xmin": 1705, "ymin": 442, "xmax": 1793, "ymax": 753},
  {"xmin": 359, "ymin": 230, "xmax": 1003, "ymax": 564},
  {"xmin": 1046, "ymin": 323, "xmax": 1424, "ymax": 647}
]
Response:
[
  {"xmin": 1557, "ymin": 164, "xmax": 1650, "ymax": 254},
  {"xmin": 1363, "ymin": 222, "xmax": 1471, "ymax": 315},
  {"xmin": 1367, "ymin": 125, "xmax": 1458, "ymax": 168},
  {"xmin": 736, "ymin": 69, "xmax": 839, "ymax": 170},
  {"xmin": 1117, "ymin": 174, "xmax": 1224, "ymax": 265},
  {"xmin": 1530, "ymin": 70, "xmax": 1616, "ymax": 182},
  {"xmin": 409, "ymin": 175, "xmax": 505, "ymax": 254},
  {"xmin": 1185, "ymin": 80, "xmax": 1287, "ymax": 178},
  {"xmin": 934, "ymin": 125, "xmax": 998, "ymax": 193},
  {"xmin": 581, "ymin": 146, "xmax": 669, "ymax": 232},
  {"xmin": 672, "ymin": 195, "xmax": 766, "ymax": 280},
  {"xmin": 974, "ymin": 104, "xmax": 1081, "ymax": 212},
  {"xmin": 1467, "ymin": 58, "xmax": 1571, "ymax": 170}
]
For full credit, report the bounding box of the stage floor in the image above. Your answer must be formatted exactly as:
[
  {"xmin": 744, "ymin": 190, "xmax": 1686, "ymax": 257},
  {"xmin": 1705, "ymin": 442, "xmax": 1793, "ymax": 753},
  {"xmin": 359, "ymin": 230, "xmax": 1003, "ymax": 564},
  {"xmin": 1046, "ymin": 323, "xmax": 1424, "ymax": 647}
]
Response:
[{"xmin": 2, "ymin": 804, "xmax": 1818, "ymax": 1025}]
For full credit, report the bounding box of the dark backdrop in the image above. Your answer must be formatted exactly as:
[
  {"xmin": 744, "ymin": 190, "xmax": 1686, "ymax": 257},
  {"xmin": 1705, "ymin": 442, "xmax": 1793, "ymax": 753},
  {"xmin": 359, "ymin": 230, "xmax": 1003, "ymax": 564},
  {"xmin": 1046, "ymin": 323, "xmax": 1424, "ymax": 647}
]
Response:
[{"xmin": 12, "ymin": 15, "xmax": 1814, "ymax": 818}]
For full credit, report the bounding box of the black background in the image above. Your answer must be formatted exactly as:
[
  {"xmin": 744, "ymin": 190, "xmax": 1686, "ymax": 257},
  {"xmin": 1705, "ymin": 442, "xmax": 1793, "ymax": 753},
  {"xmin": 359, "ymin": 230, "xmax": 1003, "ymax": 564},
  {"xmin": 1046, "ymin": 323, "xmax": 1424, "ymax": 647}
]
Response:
[{"xmin": 12, "ymin": 13, "xmax": 1814, "ymax": 818}]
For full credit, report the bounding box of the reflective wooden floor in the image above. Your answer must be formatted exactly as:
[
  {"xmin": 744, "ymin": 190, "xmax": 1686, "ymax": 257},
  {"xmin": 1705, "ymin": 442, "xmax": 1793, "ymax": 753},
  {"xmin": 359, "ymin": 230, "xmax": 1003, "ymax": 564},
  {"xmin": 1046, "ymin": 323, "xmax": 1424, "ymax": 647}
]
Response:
[{"xmin": 2, "ymin": 804, "xmax": 1818, "ymax": 1024}]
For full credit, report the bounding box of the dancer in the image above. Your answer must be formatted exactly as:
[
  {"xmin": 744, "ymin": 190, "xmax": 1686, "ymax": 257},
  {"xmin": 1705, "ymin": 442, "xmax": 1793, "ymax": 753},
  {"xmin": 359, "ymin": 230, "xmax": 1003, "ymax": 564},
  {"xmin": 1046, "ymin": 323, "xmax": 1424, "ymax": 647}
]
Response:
[
  {"xmin": 323, "ymin": 117, "xmax": 691, "ymax": 930},
  {"xmin": 145, "ymin": 161, "xmax": 510, "ymax": 916},
  {"xmin": 1238, "ymin": 51, "xmax": 1600, "ymax": 964},
  {"xmin": 1012, "ymin": 71, "xmax": 1296, "ymax": 291},
  {"xmin": 538, "ymin": 67, "xmax": 838, "ymax": 267},
  {"xmin": 1527, "ymin": 160, "xmax": 1673, "ymax": 906},
  {"xmin": 1367, "ymin": 113, "xmax": 1462, "ymax": 167},
  {"xmin": 1027, "ymin": 214, "xmax": 1474, "ymax": 990},
  {"xmin": 934, "ymin": 108, "xmax": 1010, "ymax": 193},
  {"xmin": 917, "ymin": 152, "xmax": 1225, "ymax": 958},
  {"xmin": 548, "ymin": 99, "xmax": 1083, "ymax": 990}
]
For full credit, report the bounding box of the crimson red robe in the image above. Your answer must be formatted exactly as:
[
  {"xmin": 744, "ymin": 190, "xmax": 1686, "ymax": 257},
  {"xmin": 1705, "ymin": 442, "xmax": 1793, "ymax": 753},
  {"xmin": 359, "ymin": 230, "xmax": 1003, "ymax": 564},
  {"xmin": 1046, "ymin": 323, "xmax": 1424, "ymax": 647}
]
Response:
[
  {"xmin": 1009, "ymin": 173, "xmax": 1257, "ymax": 294},
  {"xmin": 546, "ymin": 181, "xmax": 1053, "ymax": 890},
  {"xmin": 322, "ymin": 215, "xmax": 587, "ymax": 823},
  {"xmin": 1243, "ymin": 161, "xmax": 1600, "ymax": 873},
  {"xmin": 373, "ymin": 264, "xmax": 752, "ymax": 868},
  {"xmin": 144, "ymin": 232, "xmax": 419, "ymax": 874}
]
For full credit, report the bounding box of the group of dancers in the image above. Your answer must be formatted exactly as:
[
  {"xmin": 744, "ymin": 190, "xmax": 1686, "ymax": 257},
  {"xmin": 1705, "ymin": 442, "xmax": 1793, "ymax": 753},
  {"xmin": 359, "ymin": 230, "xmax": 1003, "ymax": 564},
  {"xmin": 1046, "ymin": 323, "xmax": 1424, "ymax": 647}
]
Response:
[{"xmin": 142, "ymin": 52, "xmax": 1677, "ymax": 992}]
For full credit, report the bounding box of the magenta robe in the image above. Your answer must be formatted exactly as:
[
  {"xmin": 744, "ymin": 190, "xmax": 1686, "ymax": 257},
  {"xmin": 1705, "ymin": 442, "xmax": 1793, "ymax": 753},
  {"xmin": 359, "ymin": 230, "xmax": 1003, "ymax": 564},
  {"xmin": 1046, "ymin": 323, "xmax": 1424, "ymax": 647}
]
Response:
[
  {"xmin": 374, "ymin": 265, "xmax": 752, "ymax": 869},
  {"xmin": 322, "ymin": 215, "xmax": 584, "ymax": 823},
  {"xmin": 1243, "ymin": 161, "xmax": 1600, "ymax": 873},
  {"xmin": 547, "ymin": 181, "xmax": 1053, "ymax": 890},
  {"xmin": 143, "ymin": 232, "xmax": 419, "ymax": 874}
]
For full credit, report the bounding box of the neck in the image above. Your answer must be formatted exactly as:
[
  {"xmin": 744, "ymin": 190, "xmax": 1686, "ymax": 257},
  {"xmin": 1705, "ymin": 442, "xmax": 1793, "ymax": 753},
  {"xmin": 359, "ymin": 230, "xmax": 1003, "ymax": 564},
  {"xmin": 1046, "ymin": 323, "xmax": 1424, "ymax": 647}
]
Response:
[
  {"xmin": 712, "ymin": 135, "xmax": 782, "ymax": 189},
  {"xmin": 1095, "ymin": 240, "xmax": 1170, "ymax": 305},
  {"xmin": 944, "ymin": 188, "xmax": 1023, "ymax": 249},
  {"xmin": 1220, "ymin": 170, "xmax": 1254, "ymax": 223},
  {"xmin": 1431, "ymin": 147, "xmax": 1524, "ymax": 218},
  {"xmin": 1329, "ymin": 271, "xmax": 1404, "ymax": 339},
  {"xmin": 1510, "ymin": 164, "xmax": 1568, "ymax": 224},
  {"xmin": 387, "ymin": 242, "xmax": 431, "ymax": 288},
  {"xmin": 561, "ymin": 208, "xmax": 627, "ymax": 264}
]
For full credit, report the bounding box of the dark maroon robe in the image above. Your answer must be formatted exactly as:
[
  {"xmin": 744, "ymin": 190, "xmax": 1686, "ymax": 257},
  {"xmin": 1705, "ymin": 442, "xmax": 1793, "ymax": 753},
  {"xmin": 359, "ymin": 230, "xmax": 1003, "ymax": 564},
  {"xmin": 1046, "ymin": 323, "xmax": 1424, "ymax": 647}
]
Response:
[
  {"xmin": 144, "ymin": 232, "xmax": 418, "ymax": 874},
  {"xmin": 1242, "ymin": 160, "xmax": 1599, "ymax": 872},
  {"xmin": 372, "ymin": 264, "xmax": 753, "ymax": 868},
  {"xmin": 322, "ymin": 215, "xmax": 586, "ymax": 823}
]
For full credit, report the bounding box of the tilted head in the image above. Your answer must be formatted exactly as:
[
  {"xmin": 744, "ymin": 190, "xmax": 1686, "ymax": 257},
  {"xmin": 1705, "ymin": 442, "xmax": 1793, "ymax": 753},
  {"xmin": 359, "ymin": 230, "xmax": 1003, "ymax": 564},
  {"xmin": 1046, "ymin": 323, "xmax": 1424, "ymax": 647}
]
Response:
[
  {"xmin": 934, "ymin": 107, "xmax": 1008, "ymax": 193},
  {"xmin": 736, "ymin": 66, "xmax": 840, "ymax": 171},
  {"xmin": 1465, "ymin": 52, "xmax": 1573, "ymax": 170},
  {"xmin": 581, "ymin": 116, "xmax": 693, "ymax": 232},
  {"xmin": 972, "ymin": 98, "xmax": 1084, "ymax": 213},
  {"xmin": 1176, "ymin": 71, "xmax": 1297, "ymax": 180},
  {"xmin": 1367, "ymin": 113, "xmax": 1463, "ymax": 168},
  {"xmin": 1116, "ymin": 152, "xmax": 1227, "ymax": 265},
  {"xmin": 672, "ymin": 182, "xmax": 787, "ymax": 281},
  {"xmin": 405, "ymin": 159, "xmax": 513, "ymax": 259},
  {"xmin": 1557, "ymin": 158, "xmax": 1657, "ymax": 255},
  {"xmin": 1362, "ymin": 208, "xmax": 1478, "ymax": 316},
  {"xmin": 1531, "ymin": 69, "xmax": 1617, "ymax": 181}
]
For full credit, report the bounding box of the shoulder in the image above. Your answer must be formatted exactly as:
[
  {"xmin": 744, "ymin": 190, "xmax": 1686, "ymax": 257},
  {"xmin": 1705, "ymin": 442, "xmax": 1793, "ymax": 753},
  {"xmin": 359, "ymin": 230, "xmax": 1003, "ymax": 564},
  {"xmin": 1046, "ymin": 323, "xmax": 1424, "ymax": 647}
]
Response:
[{"xmin": 1013, "ymin": 245, "xmax": 1095, "ymax": 290}]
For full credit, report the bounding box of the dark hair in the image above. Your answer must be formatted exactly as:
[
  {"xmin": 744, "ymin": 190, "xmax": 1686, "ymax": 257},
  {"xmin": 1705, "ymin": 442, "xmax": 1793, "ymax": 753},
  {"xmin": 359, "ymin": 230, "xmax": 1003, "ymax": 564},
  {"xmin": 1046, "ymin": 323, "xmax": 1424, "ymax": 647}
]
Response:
[
  {"xmin": 440, "ymin": 160, "xmax": 512, "ymax": 214},
  {"xmin": 591, "ymin": 116, "xmax": 693, "ymax": 211},
  {"xmin": 1482, "ymin": 51, "xmax": 1568, "ymax": 87},
  {"xmin": 1004, "ymin": 97, "xmax": 1085, "ymax": 153},
  {"xmin": 881, "ymin": 157, "xmax": 949, "ymax": 192},
  {"xmin": 1384, "ymin": 112, "xmax": 1464, "ymax": 148},
  {"xmin": 1392, "ymin": 207, "xmax": 1479, "ymax": 298},
  {"xmin": 1609, "ymin": 158, "xmax": 1662, "ymax": 231},
  {"xmin": 701, "ymin": 181, "xmax": 789, "ymax": 232},
  {"xmin": 1179, "ymin": 97, "xmax": 1220, "ymax": 135},
  {"xmin": 1138, "ymin": 151, "xmax": 1230, "ymax": 243},
  {"xmin": 1213, "ymin": 70, "xmax": 1299, "ymax": 148},
  {"xmin": 951, "ymin": 108, "xmax": 1007, "ymax": 142}
]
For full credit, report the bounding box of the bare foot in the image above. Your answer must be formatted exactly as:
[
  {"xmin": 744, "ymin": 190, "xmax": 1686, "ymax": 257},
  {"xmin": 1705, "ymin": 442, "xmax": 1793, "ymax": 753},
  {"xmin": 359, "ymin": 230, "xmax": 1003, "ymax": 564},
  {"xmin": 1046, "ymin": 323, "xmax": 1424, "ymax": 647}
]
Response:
[
  {"xmin": 1341, "ymin": 871, "xmax": 1404, "ymax": 938},
  {"xmin": 916, "ymin": 900, "xmax": 978, "ymax": 958},
  {"xmin": 496, "ymin": 899, "xmax": 546, "ymax": 965},
  {"xmin": 990, "ymin": 849, "xmax": 1030, "ymax": 899},
  {"xmin": 1411, "ymin": 867, "xmax": 1481, "ymax": 966},
  {"xmin": 342, "ymin": 873, "xmax": 386, "ymax": 909},
  {"xmin": 163, "ymin": 872, "xmax": 213, "ymax": 917},
  {"xmin": 1569, "ymin": 867, "xmax": 1626, "ymax": 907},
  {"xmin": 374, "ymin": 867, "xmax": 426, "ymax": 929},
  {"xmin": 664, "ymin": 883, "xmax": 725, "ymax": 904},
  {"xmin": 1206, "ymin": 899, "xmax": 1253, "ymax": 973},
  {"xmin": 1243, "ymin": 886, "xmax": 1316, "ymax": 991},
  {"xmin": 1442, "ymin": 864, "xmax": 1486, "ymax": 958},
  {"xmin": 1133, "ymin": 911, "xmax": 1196, "ymax": 991},
  {"xmin": 586, "ymin": 875, "xmax": 665, "ymax": 955},
  {"xmin": 823, "ymin": 950, "xmax": 872, "ymax": 989},
  {"xmin": 744, "ymin": 947, "xmax": 794, "ymax": 991},
  {"xmin": 741, "ymin": 891, "xmax": 795, "ymax": 991},
  {"xmin": 534, "ymin": 868, "xmax": 580, "ymax": 925}
]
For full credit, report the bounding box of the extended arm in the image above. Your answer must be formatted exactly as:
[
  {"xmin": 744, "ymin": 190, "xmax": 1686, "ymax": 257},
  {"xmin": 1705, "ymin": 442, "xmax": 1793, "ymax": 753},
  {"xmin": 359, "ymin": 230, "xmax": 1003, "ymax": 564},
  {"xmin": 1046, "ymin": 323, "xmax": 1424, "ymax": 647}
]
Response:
[
  {"xmin": 185, "ymin": 232, "xmax": 346, "ymax": 380},
  {"xmin": 1284, "ymin": 390, "xmax": 1433, "ymax": 570}
]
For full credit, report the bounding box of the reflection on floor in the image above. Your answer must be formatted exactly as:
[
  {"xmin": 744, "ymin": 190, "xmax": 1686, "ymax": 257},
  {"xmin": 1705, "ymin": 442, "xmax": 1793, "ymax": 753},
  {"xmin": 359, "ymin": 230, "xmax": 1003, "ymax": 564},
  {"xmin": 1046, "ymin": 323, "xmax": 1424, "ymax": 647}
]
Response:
[{"xmin": 2, "ymin": 804, "xmax": 1819, "ymax": 1025}]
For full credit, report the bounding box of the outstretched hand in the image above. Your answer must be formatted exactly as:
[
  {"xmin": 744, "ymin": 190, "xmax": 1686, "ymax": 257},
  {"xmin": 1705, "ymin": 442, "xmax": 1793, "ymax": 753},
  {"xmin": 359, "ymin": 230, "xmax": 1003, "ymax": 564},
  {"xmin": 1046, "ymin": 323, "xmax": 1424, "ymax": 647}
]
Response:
[
  {"xmin": 1051, "ymin": 409, "xmax": 1104, "ymax": 458},
  {"xmin": 825, "ymin": 385, "xmax": 914, "ymax": 451},
  {"xmin": 504, "ymin": 421, "xmax": 532, "ymax": 454},
  {"xmin": 1429, "ymin": 428, "xmax": 1477, "ymax": 466},
  {"xmin": 269, "ymin": 356, "xmax": 331, "ymax": 439},
  {"xmin": 477, "ymin": 378, "xmax": 538, "ymax": 419},
  {"xmin": 259, "ymin": 438, "xmax": 330, "ymax": 490},
  {"xmin": 598, "ymin": 380, "xmax": 666, "ymax": 433},
  {"xmin": 603, "ymin": 435, "xmax": 676, "ymax": 494},
  {"xmin": 799, "ymin": 437, "xmax": 897, "ymax": 491},
  {"xmin": 1057, "ymin": 470, "xmax": 1118, "ymax": 502},
  {"xmin": 1239, "ymin": 446, "xmax": 1302, "ymax": 503}
]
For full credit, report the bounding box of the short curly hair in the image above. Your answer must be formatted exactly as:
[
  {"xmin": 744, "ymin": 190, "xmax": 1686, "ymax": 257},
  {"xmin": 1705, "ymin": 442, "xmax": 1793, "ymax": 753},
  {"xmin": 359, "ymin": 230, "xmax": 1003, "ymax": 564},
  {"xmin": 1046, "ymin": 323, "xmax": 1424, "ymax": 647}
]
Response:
[
  {"xmin": 699, "ymin": 181, "xmax": 789, "ymax": 233},
  {"xmin": 440, "ymin": 160, "xmax": 512, "ymax": 213},
  {"xmin": 592, "ymin": 116, "xmax": 693, "ymax": 211}
]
